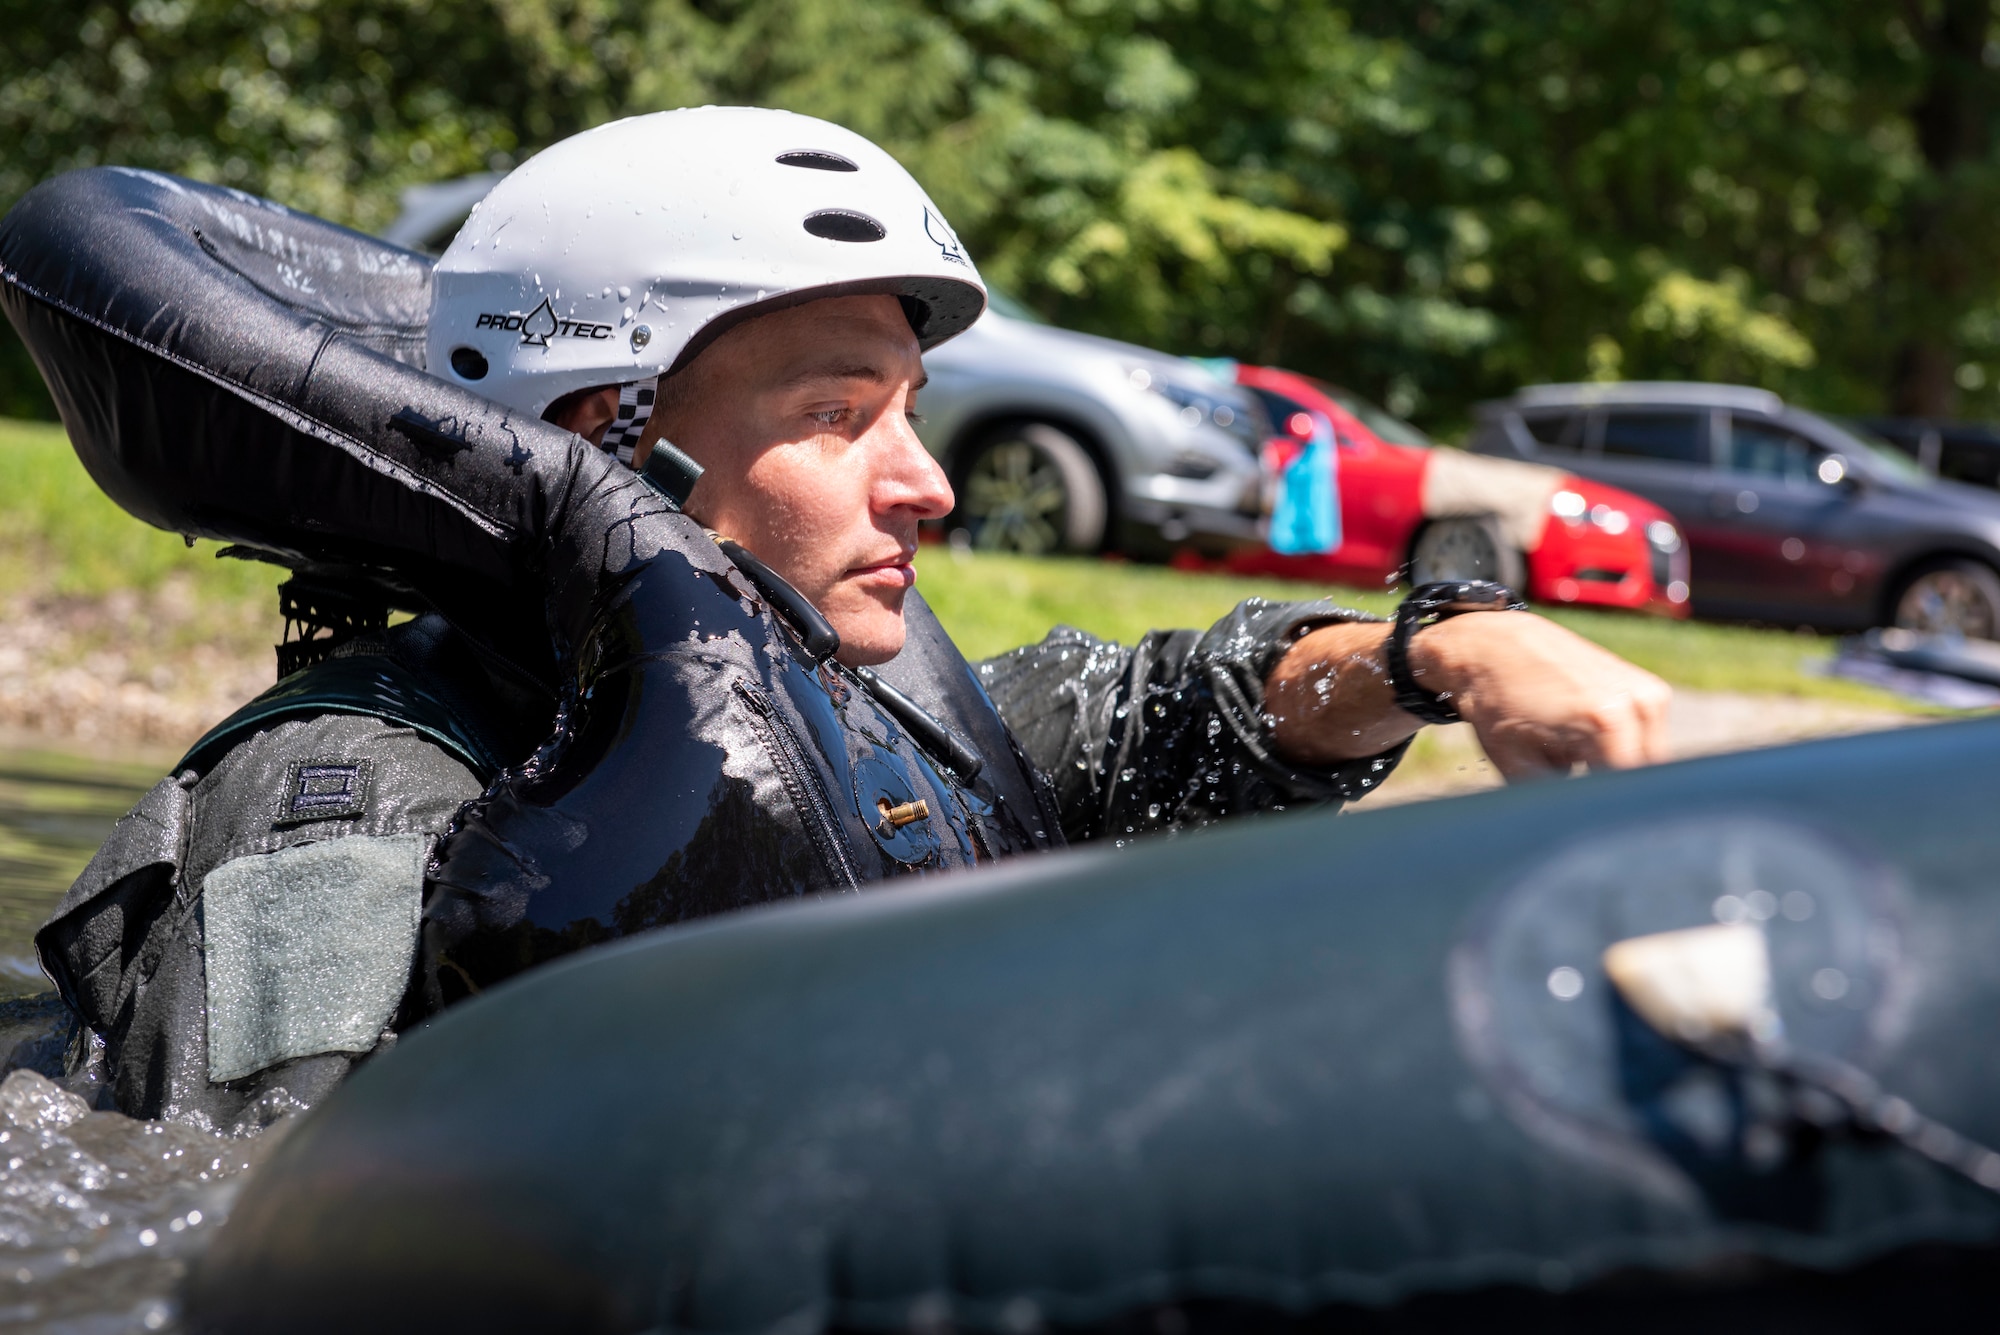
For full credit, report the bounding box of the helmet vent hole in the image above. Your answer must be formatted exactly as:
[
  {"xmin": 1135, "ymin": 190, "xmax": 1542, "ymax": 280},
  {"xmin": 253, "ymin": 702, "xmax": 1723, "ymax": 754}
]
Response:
[
  {"xmin": 449, "ymin": 346, "xmax": 489, "ymax": 380},
  {"xmin": 803, "ymin": 209, "xmax": 886, "ymax": 243},
  {"xmin": 777, "ymin": 150, "xmax": 859, "ymax": 172}
]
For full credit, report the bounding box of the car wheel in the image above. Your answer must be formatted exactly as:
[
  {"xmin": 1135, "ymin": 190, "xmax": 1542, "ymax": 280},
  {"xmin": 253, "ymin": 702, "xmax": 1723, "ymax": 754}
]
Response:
[
  {"xmin": 1408, "ymin": 516, "xmax": 1527, "ymax": 594},
  {"xmin": 952, "ymin": 423, "xmax": 1109, "ymax": 556},
  {"xmin": 1891, "ymin": 559, "xmax": 2000, "ymax": 639}
]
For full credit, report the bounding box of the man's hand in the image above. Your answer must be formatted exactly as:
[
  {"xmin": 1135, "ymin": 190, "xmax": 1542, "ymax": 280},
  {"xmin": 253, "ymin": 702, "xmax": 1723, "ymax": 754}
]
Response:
[{"xmin": 1266, "ymin": 612, "xmax": 1672, "ymax": 780}]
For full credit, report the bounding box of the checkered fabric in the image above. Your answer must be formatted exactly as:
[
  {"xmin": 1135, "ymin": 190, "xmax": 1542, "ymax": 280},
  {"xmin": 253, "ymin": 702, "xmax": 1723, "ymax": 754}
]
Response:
[{"xmin": 599, "ymin": 380, "xmax": 657, "ymax": 466}]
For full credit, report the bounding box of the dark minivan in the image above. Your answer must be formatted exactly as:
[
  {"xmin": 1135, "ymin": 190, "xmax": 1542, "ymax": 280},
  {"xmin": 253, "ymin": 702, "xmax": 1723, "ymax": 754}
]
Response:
[{"xmin": 1468, "ymin": 382, "xmax": 2000, "ymax": 636}]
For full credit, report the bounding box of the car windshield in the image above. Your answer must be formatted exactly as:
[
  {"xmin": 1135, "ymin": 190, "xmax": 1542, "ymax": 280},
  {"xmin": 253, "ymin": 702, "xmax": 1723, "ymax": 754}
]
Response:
[
  {"xmin": 1303, "ymin": 377, "xmax": 1434, "ymax": 446},
  {"xmin": 984, "ymin": 288, "xmax": 1048, "ymax": 325},
  {"xmin": 1825, "ymin": 420, "xmax": 1933, "ymax": 486}
]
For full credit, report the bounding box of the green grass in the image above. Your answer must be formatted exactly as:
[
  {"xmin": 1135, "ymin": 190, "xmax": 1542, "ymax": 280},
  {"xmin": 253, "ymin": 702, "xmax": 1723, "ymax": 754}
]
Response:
[
  {"xmin": 0, "ymin": 417, "xmax": 1925, "ymax": 711},
  {"xmin": 0, "ymin": 418, "xmax": 281, "ymax": 604},
  {"xmin": 915, "ymin": 549, "xmax": 1925, "ymax": 710},
  {"xmin": 0, "ymin": 417, "xmax": 284, "ymax": 667}
]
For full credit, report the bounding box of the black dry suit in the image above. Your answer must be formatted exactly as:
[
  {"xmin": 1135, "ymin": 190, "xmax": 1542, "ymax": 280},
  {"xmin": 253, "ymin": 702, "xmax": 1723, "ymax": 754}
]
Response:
[{"xmin": 0, "ymin": 168, "xmax": 1400, "ymax": 1127}]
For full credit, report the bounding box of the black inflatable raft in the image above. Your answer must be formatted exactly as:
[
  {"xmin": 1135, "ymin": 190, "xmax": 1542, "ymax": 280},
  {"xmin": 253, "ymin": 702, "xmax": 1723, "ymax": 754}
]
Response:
[{"xmin": 181, "ymin": 718, "xmax": 2000, "ymax": 1332}]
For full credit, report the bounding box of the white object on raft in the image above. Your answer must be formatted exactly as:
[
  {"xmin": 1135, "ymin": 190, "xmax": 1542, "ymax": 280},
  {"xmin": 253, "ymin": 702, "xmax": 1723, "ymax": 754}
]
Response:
[{"xmin": 1601, "ymin": 921, "xmax": 1780, "ymax": 1047}]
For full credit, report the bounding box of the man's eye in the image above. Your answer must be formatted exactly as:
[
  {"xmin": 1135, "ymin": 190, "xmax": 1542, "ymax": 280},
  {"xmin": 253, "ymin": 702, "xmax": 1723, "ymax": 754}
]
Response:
[
  {"xmin": 906, "ymin": 411, "xmax": 926, "ymax": 426},
  {"xmin": 809, "ymin": 409, "xmax": 847, "ymax": 427}
]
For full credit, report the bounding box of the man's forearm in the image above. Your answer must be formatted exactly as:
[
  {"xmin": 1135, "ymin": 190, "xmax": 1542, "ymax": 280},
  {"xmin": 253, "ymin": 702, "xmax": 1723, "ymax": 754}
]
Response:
[{"xmin": 1265, "ymin": 612, "xmax": 1674, "ymax": 776}]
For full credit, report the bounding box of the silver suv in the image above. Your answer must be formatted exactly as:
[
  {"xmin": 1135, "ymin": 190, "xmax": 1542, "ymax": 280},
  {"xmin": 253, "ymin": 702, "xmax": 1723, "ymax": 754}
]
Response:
[{"xmin": 917, "ymin": 295, "xmax": 1269, "ymax": 556}]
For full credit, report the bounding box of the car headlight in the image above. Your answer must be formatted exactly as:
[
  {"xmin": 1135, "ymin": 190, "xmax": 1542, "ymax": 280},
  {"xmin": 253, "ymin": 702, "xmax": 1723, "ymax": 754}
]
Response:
[
  {"xmin": 1645, "ymin": 519, "xmax": 1682, "ymax": 553},
  {"xmin": 1128, "ymin": 366, "xmax": 1258, "ymax": 448},
  {"xmin": 1552, "ymin": 490, "xmax": 1639, "ymax": 537}
]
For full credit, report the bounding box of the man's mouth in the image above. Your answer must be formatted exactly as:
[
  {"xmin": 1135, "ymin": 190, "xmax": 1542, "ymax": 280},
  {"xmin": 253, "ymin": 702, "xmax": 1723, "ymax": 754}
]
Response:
[{"xmin": 848, "ymin": 552, "xmax": 918, "ymax": 588}]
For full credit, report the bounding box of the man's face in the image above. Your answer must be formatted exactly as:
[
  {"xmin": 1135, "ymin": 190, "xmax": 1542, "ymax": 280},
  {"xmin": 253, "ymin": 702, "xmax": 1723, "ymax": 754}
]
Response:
[{"xmin": 640, "ymin": 295, "xmax": 952, "ymax": 666}]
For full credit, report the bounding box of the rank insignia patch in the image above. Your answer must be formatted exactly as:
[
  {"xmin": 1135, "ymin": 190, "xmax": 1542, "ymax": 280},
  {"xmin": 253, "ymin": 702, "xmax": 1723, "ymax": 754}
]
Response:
[{"xmin": 276, "ymin": 759, "xmax": 373, "ymax": 826}]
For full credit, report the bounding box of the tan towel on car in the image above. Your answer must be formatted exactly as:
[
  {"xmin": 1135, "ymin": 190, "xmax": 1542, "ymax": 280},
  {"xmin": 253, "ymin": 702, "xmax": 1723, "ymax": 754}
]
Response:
[{"xmin": 1419, "ymin": 448, "xmax": 1564, "ymax": 552}]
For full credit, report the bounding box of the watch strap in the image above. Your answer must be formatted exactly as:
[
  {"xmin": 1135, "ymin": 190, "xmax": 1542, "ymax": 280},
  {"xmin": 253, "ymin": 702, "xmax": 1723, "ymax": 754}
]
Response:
[{"xmin": 1385, "ymin": 580, "xmax": 1526, "ymax": 724}]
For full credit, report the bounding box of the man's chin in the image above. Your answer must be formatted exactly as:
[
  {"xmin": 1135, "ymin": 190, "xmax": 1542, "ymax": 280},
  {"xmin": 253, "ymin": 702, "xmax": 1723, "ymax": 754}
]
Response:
[
  {"xmin": 829, "ymin": 597, "xmax": 908, "ymax": 667},
  {"xmin": 833, "ymin": 632, "xmax": 905, "ymax": 668}
]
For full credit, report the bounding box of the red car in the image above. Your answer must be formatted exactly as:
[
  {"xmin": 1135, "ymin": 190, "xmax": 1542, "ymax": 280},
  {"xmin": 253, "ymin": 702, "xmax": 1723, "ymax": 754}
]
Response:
[{"xmin": 1225, "ymin": 366, "xmax": 1690, "ymax": 615}]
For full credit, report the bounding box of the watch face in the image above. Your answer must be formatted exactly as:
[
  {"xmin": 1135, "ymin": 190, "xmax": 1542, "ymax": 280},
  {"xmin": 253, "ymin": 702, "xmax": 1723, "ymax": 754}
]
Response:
[{"xmin": 1408, "ymin": 579, "xmax": 1519, "ymax": 616}]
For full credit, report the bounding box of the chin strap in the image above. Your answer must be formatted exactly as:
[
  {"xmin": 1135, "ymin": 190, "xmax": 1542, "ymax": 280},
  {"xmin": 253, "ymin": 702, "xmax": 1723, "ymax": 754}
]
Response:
[{"xmin": 598, "ymin": 380, "xmax": 657, "ymax": 465}]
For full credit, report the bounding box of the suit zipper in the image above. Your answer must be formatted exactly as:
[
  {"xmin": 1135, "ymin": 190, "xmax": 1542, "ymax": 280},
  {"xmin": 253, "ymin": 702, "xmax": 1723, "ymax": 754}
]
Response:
[
  {"xmin": 963, "ymin": 793, "xmax": 996, "ymax": 862},
  {"xmin": 735, "ymin": 681, "xmax": 861, "ymax": 890}
]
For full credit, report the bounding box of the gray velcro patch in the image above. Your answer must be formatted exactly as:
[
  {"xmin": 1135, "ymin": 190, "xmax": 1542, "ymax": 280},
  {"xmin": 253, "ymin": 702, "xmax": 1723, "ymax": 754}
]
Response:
[
  {"xmin": 202, "ymin": 833, "xmax": 425, "ymax": 1083},
  {"xmin": 275, "ymin": 758, "xmax": 372, "ymax": 826}
]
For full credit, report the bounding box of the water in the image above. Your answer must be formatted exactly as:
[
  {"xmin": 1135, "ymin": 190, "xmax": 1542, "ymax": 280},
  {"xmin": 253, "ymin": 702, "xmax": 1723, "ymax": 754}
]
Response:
[
  {"xmin": 0, "ymin": 1069, "xmax": 280, "ymax": 1332},
  {"xmin": 0, "ymin": 749, "xmax": 281, "ymax": 1333},
  {"xmin": 0, "ymin": 749, "xmax": 157, "ymax": 997}
]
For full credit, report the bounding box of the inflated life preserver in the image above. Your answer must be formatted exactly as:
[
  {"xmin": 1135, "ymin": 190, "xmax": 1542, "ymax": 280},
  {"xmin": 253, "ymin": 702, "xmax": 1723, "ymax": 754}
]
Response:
[{"xmin": 0, "ymin": 167, "xmax": 1061, "ymax": 1008}]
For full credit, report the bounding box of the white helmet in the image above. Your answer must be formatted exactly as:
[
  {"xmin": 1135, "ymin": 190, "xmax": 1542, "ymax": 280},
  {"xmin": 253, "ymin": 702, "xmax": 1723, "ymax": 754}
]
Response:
[{"xmin": 427, "ymin": 106, "xmax": 986, "ymax": 455}]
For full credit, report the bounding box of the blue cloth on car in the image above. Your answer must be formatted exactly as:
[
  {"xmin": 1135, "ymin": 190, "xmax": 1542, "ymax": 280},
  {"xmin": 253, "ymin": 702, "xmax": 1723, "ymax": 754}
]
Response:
[{"xmin": 1269, "ymin": 410, "xmax": 1341, "ymax": 555}]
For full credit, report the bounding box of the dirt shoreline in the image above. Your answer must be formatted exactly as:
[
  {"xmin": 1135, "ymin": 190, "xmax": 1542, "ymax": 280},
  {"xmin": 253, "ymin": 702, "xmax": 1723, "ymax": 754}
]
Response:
[{"xmin": 0, "ymin": 587, "xmax": 278, "ymax": 766}]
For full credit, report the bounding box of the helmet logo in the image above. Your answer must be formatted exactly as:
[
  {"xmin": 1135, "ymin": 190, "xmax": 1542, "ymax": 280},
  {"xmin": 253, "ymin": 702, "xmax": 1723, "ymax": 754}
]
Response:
[
  {"xmin": 518, "ymin": 298, "xmax": 559, "ymax": 347},
  {"xmin": 473, "ymin": 296, "xmax": 614, "ymax": 345},
  {"xmin": 924, "ymin": 207, "xmax": 967, "ymax": 266}
]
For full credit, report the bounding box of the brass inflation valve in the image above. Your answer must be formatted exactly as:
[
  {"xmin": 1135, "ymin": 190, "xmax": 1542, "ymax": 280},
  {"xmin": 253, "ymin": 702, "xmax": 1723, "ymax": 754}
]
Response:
[{"xmin": 876, "ymin": 798, "xmax": 929, "ymax": 833}]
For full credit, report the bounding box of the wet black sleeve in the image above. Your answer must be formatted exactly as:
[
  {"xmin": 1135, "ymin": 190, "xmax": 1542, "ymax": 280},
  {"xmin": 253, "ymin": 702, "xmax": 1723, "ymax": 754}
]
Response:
[{"xmin": 974, "ymin": 599, "xmax": 1411, "ymax": 844}]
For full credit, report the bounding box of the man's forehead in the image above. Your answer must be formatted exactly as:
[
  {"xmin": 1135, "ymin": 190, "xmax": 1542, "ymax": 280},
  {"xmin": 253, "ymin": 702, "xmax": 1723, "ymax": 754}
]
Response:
[{"xmin": 762, "ymin": 302, "xmax": 924, "ymax": 386}]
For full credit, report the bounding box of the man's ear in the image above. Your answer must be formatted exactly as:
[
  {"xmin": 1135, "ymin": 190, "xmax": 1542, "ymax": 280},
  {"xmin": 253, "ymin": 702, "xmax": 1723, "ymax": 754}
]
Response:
[
  {"xmin": 542, "ymin": 384, "xmax": 622, "ymax": 447},
  {"xmin": 629, "ymin": 370, "xmax": 688, "ymax": 472}
]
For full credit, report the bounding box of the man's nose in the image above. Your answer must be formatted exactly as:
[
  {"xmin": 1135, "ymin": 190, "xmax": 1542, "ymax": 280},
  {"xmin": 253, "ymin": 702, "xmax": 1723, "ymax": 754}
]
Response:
[{"xmin": 877, "ymin": 413, "xmax": 954, "ymax": 521}]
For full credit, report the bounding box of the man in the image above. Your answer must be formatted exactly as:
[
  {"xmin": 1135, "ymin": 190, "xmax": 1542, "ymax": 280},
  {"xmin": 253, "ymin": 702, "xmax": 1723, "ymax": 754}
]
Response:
[{"xmin": 39, "ymin": 107, "xmax": 1666, "ymax": 1129}]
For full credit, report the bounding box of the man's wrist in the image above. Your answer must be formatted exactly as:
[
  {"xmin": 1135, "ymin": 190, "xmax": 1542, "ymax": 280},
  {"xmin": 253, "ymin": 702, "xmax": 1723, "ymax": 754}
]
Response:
[{"xmin": 1385, "ymin": 581, "xmax": 1526, "ymax": 724}]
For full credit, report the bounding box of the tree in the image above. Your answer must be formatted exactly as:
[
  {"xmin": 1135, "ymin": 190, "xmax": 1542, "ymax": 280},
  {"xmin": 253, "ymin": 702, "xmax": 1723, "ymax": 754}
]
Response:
[
  {"xmin": 0, "ymin": 0, "xmax": 653, "ymax": 416},
  {"xmin": 6, "ymin": 1, "xmax": 2000, "ymax": 432}
]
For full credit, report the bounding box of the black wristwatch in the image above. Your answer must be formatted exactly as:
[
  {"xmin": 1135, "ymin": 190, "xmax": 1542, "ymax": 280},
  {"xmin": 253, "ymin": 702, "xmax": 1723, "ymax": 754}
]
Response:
[{"xmin": 1384, "ymin": 580, "xmax": 1527, "ymax": 724}]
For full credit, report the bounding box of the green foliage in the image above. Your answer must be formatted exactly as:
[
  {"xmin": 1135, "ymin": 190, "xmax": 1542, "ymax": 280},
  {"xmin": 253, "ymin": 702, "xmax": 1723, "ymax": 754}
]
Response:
[{"xmin": 6, "ymin": 1, "xmax": 2000, "ymax": 428}]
